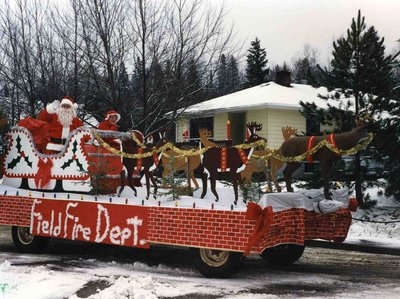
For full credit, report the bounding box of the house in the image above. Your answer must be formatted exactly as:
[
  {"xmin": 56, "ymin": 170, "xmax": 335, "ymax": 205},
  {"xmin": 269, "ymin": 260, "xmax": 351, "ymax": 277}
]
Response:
[{"xmin": 176, "ymin": 71, "xmax": 349, "ymax": 149}]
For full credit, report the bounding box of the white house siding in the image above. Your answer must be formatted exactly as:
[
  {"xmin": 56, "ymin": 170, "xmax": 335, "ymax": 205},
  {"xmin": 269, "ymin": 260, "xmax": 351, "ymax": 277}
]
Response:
[
  {"xmin": 267, "ymin": 109, "xmax": 306, "ymax": 149},
  {"xmin": 176, "ymin": 118, "xmax": 189, "ymax": 142},
  {"xmin": 213, "ymin": 112, "xmax": 228, "ymax": 140}
]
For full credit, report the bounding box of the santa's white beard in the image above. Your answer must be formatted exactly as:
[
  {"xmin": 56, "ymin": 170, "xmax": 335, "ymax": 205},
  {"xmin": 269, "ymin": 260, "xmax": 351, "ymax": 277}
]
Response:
[{"xmin": 56, "ymin": 107, "xmax": 77, "ymax": 127}]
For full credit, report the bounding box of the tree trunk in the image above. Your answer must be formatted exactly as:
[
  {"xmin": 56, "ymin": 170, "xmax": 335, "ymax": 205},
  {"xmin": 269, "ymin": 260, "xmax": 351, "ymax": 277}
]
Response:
[
  {"xmin": 354, "ymin": 92, "xmax": 364, "ymax": 204},
  {"xmin": 354, "ymin": 152, "xmax": 363, "ymax": 205}
]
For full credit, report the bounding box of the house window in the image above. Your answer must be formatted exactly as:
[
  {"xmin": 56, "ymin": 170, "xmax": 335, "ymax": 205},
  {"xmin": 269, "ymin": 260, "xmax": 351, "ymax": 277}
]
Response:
[{"xmin": 190, "ymin": 117, "xmax": 213, "ymax": 140}]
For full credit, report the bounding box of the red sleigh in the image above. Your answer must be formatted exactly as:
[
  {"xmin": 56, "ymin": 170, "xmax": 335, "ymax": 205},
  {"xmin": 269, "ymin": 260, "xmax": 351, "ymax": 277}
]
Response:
[{"xmin": 1, "ymin": 124, "xmax": 145, "ymax": 194}]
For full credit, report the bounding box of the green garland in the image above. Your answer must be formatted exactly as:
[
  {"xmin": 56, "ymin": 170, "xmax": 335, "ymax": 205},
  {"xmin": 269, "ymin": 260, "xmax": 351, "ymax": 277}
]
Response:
[
  {"xmin": 255, "ymin": 132, "xmax": 374, "ymax": 162},
  {"xmin": 92, "ymin": 129, "xmax": 373, "ymax": 161}
]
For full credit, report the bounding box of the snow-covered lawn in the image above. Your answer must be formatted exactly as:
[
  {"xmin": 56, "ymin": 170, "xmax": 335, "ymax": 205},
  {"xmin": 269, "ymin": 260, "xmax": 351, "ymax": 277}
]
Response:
[{"xmin": 1, "ymin": 181, "xmax": 399, "ymax": 298}]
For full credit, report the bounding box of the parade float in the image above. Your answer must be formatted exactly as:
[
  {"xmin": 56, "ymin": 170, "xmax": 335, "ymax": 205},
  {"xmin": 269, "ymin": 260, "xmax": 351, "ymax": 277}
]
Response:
[{"xmin": 0, "ymin": 118, "xmax": 372, "ymax": 277}]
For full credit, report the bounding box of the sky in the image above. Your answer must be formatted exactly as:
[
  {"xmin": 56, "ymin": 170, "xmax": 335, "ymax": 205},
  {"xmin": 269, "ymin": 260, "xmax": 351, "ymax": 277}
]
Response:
[{"xmin": 222, "ymin": 0, "xmax": 400, "ymax": 66}]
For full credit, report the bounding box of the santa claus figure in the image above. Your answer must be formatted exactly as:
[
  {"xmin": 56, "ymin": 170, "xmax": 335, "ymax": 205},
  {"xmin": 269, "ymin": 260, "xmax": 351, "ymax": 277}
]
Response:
[
  {"xmin": 38, "ymin": 96, "xmax": 83, "ymax": 153},
  {"xmin": 97, "ymin": 110, "xmax": 121, "ymax": 149}
]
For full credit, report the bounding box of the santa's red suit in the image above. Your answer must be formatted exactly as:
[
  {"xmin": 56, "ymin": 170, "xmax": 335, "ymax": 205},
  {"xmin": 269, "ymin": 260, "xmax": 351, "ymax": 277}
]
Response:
[
  {"xmin": 97, "ymin": 110, "xmax": 121, "ymax": 149},
  {"xmin": 38, "ymin": 96, "xmax": 83, "ymax": 152}
]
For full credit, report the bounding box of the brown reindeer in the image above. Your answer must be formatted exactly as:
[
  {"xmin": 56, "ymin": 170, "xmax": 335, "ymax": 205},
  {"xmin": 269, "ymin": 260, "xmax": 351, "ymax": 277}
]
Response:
[
  {"xmin": 280, "ymin": 117, "xmax": 371, "ymax": 199},
  {"xmin": 200, "ymin": 122, "xmax": 266, "ymax": 204},
  {"xmin": 161, "ymin": 149, "xmax": 201, "ymax": 189},
  {"xmin": 161, "ymin": 128, "xmax": 217, "ymax": 189},
  {"xmin": 241, "ymin": 126, "xmax": 297, "ymax": 192},
  {"xmin": 119, "ymin": 131, "xmax": 167, "ymax": 199},
  {"xmin": 199, "ymin": 128, "xmax": 217, "ymax": 147}
]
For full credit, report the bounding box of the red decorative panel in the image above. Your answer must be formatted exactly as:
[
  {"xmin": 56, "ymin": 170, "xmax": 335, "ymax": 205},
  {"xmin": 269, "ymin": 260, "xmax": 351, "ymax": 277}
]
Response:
[
  {"xmin": 0, "ymin": 195, "xmax": 352, "ymax": 254},
  {"xmin": 31, "ymin": 198, "xmax": 149, "ymax": 248}
]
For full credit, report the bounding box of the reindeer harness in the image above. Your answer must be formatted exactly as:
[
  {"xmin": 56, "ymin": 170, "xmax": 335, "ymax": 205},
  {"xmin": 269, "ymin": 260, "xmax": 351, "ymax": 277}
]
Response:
[
  {"xmin": 219, "ymin": 148, "xmax": 250, "ymax": 172},
  {"xmin": 307, "ymin": 134, "xmax": 341, "ymax": 163},
  {"xmin": 134, "ymin": 147, "xmax": 160, "ymax": 173}
]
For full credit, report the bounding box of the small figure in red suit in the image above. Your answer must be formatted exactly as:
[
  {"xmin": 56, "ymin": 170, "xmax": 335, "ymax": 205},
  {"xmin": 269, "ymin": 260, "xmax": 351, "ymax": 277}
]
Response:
[
  {"xmin": 182, "ymin": 127, "xmax": 189, "ymax": 142},
  {"xmin": 97, "ymin": 110, "xmax": 121, "ymax": 149},
  {"xmin": 38, "ymin": 96, "xmax": 83, "ymax": 153}
]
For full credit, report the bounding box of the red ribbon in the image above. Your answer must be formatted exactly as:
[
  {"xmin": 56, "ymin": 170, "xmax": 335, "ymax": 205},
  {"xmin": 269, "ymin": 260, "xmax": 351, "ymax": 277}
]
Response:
[
  {"xmin": 136, "ymin": 148, "xmax": 143, "ymax": 170},
  {"xmin": 327, "ymin": 134, "xmax": 342, "ymax": 157},
  {"xmin": 307, "ymin": 136, "xmax": 315, "ymax": 163},
  {"xmin": 237, "ymin": 148, "xmax": 249, "ymax": 165},
  {"xmin": 221, "ymin": 148, "xmax": 227, "ymax": 171},
  {"xmin": 244, "ymin": 202, "xmax": 273, "ymax": 256},
  {"xmin": 327, "ymin": 134, "xmax": 336, "ymax": 148},
  {"xmin": 35, "ymin": 158, "xmax": 53, "ymax": 188}
]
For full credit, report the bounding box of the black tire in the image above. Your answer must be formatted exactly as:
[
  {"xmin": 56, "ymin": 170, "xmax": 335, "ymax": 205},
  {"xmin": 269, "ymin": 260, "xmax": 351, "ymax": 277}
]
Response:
[
  {"xmin": 11, "ymin": 226, "xmax": 50, "ymax": 253},
  {"xmin": 191, "ymin": 248, "xmax": 244, "ymax": 278},
  {"xmin": 261, "ymin": 244, "xmax": 305, "ymax": 266}
]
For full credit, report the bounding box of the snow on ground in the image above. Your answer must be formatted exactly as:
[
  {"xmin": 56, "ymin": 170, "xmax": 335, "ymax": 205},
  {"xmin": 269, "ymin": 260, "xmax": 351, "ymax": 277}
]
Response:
[
  {"xmin": 1, "ymin": 181, "xmax": 400, "ymax": 298},
  {"xmin": 1, "ymin": 248, "xmax": 400, "ymax": 299},
  {"xmin": 346, "ymin": 186, "xmax": 400, "ymax": 249}
]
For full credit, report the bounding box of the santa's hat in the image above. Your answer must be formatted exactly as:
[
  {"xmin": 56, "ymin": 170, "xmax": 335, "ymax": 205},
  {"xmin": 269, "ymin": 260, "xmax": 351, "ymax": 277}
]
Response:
[
  {"xmin": 105, "ymin": 110, "xmax": 121, "ymax": 122},
  {"xmin": 61, "ymin": 96, "xmax": 78, "ymax": 109}
]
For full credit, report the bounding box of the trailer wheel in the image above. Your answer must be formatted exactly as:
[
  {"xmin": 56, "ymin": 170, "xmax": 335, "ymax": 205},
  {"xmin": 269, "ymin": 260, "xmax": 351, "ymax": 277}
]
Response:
[
  {"xmin": 261, "ymin": 244, "xmax": 305, "ymax": 266},
  {"xmin": 191, "ymin": 248, "xmax": 244, "ymax": 278},
  {"xmin": 12, "ymin": 226, "xmax": 50, "ymax": 253}
]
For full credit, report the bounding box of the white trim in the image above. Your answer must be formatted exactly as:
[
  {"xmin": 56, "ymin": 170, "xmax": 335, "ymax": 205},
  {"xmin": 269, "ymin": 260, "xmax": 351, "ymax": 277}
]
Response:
[
  {"xmin": 105, "ymin": 112, "xmax": 121, "ymax": 122},
  {"xmin": 247, "ymin": 147, "xmax": 254, "ymax": 160},
  {"xmin": 46, "ymin": 142, "xmax": 64, "ymax": 151},
  {"xmin": 149, "ymin": 151, "xmax": 162, "ymax": 172},
  {"xmin": 61, "ymin": 127, "xmax": 70, "ymax": 139},
  {"xmin": 236, "ymin": 164, "xmax": 246, "ymax": 173}
]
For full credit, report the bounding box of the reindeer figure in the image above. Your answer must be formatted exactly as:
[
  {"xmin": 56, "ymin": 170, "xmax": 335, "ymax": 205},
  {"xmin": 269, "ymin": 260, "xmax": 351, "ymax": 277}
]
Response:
[
  {"xmin": 199, "ymin": 128, "xmax": 217, "ymax": 147},
  {"xmin": 280, "ymin": 116, "xmax": 371, "ymax": 199},
  {"xmin": 161, "ymin": 128, "xmax": 217, "ymax": 189},
  {"xmin": 200, "ymin": 122, "xmax": 266, "ymax": 204},
  {"xmin": 269, "ymin": 126, "xmax": 298, "ymax": 191},
  {"xmin": 119, "ymin": 131, "xmax": 167, "ymax": 199},
  {"xmin": 241, "ymin": 126, "xmax": 297, "ymax": 192},
  {"xmin": 161, "ymin": 149, "xmax": 201, "ymax": 189}
]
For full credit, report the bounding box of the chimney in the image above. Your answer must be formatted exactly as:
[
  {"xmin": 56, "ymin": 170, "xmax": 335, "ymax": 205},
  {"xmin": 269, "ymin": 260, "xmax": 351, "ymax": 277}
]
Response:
[{"xmin": 276, "ymin": 70, "xmax": 291, "ymax": 87}]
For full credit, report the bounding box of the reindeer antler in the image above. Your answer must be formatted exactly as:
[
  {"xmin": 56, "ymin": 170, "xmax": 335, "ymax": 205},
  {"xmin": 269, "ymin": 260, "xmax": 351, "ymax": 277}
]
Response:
[
  {"xmin": 281, "ymin": 126, "xmax": 297, "ymax": 140},
  {"xmin": 199, "ymin": 128, "xmax": 212, "ymax": 138},
  {"xmin": 355, "ymin": 111, "xmax": 373, "ymax": 127},
  {"xmin": 247, "ymin": 121, "xmax": 263, "ymax": 133}
]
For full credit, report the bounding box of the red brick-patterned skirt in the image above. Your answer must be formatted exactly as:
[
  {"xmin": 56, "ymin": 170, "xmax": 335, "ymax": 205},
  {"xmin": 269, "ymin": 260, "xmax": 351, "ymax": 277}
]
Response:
[{"xmin": 0, "ymin": 195, "xmax": 352, "ymax": 253}]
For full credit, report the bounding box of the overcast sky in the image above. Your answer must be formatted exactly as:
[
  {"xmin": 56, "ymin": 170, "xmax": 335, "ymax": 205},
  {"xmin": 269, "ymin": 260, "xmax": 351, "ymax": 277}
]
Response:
[{"xmin": 222, "ymin": 0, "xmax": 400, "ymax": 66}]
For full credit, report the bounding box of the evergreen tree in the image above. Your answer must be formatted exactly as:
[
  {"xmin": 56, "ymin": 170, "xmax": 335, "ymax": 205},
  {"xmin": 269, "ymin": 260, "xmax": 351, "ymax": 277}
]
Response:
[
  {"xmin": 185, "ymin": 57, "xmax": 202, "ymax": 105},
  {"xmin": 216, "ymin": 54, "xmax": 241, "ymax": 96},
  {"xmin": 117, "ymin": 62, "xmax": 131, "ymax": 101},
  {"xmin": 204, "ymin": 70, "xmax": 218, "ymax": 100},
  {"xmin": 227, "ymin": 55, "xmax": 240, "ymax": 92},
  {"xmin": 217, "ymin": 54, "xmax": 228, "ymax": 95},
  {"xmin": 314, "ymin": 10, "xmax": 398, "ymax": 204},
  {"xmin": 245, "ymin": 38, "xmax": 269, "ymax": 87},
  {"xmin": 371, "ymin": 48, "xmax": 400, "ymax": 200}
]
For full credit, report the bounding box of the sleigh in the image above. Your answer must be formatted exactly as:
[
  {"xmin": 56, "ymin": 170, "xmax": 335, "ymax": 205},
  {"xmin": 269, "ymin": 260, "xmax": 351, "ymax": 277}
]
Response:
[{"xmin": 1, "ymin": 126, "xmax": 140, "ymax": 194}]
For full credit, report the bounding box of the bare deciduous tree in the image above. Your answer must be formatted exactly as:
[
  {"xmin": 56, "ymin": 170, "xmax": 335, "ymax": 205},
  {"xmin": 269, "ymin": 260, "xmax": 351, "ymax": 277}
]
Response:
[{"xmin": 0, "ymin": 0, "xmax": 237, "ymax": 134}]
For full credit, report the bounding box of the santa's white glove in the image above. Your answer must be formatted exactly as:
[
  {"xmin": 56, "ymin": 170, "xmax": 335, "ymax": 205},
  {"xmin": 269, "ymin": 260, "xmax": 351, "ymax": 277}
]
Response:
[
  {"xmin": 46, "ymin": 100, "xmax": 60, "ymax": 114},
  {"xmin": 93, "ymin": 139, "xmax": 100, "ymax": 146}
]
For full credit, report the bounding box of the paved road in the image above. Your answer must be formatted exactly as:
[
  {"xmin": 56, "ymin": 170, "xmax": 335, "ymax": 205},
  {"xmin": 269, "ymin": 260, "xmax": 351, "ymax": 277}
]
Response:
[{"xmin": 1, "ymin": 225, "xmax": 400, "ymax": 298}]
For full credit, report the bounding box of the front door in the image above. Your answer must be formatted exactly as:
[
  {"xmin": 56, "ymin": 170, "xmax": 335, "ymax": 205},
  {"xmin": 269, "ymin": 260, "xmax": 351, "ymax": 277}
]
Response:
[{"xmin": 228, "ymin": 112, "xmax": 245, "ymax": 145}]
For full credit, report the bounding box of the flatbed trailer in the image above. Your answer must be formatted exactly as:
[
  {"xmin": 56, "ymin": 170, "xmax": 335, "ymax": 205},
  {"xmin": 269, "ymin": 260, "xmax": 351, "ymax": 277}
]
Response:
[
  {"xmin": 0, "ymin": 125, "xmax": 355, "ymax": 277},
  {"xmin": 0, "ymin": 188, "xmax": 353, "ymax": 277}
]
